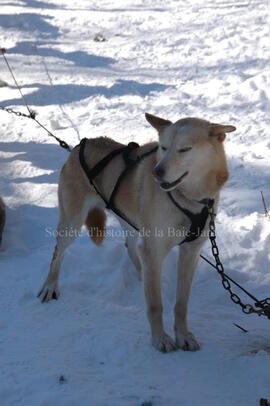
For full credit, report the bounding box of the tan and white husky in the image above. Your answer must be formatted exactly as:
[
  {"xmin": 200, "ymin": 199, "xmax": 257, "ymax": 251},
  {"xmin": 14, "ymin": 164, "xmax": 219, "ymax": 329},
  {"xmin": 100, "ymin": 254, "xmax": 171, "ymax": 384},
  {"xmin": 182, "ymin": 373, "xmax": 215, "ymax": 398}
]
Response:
[{"xmin": 38, "ymin": 113, "xmax": 235, "ymax": 352}]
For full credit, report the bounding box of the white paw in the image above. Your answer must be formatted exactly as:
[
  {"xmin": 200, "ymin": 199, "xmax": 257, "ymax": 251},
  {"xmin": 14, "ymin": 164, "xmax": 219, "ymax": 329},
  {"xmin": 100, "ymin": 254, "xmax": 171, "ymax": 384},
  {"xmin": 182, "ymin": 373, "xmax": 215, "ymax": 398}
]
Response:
[
  {"xmin": 175, "ymin": 330, "xmax": 200, "ymax": 351},
  {"xmin": 37, "ymin": 280, "xmax": 60, "ymax": 303},
  {"xmin": 152, "ymin": 333, "xmax": 178, "ymax": 353}
]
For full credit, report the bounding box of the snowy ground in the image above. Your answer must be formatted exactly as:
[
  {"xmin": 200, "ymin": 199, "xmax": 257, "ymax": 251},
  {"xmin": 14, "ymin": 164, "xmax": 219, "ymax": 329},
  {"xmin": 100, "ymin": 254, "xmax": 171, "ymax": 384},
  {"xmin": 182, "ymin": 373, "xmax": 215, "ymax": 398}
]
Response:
[{"xmin": 1, "ymin": 0, "xmax": 270, "ymax": 405}]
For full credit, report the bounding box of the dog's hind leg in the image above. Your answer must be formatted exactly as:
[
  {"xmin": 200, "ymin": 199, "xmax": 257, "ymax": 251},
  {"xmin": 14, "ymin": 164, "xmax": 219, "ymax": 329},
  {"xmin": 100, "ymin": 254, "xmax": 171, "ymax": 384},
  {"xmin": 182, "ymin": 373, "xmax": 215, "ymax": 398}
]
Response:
[
  {"xmin": 38, "ymin": 160, "xmax": 100, "ymax": 303},
  {"xmin": 174, "ymin": 242, "xmax": 202, "ymax": 351},
  {"xmin": 38, "ymin": 198, "xmax": 89, "ymax": 303}
]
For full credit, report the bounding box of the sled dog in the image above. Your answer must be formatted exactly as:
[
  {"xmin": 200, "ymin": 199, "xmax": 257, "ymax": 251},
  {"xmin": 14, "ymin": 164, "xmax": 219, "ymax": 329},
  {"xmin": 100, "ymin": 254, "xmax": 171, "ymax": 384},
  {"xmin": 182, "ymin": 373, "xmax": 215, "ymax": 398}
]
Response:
[{"xmin": 38, "ymin": 113, "xmax": 235, "ymax": 352}]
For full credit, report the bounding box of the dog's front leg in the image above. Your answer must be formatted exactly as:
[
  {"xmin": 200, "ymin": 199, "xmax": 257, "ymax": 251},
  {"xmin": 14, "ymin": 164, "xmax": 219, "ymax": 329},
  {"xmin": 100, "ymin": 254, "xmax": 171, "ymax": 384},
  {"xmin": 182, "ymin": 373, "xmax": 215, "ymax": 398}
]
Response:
[
  {"xmin": 174, "ymin": 242, "xmax": 202, "ymax": 351},
  {"xmin": 138, "ymin": 238, "xmax": 177, "ymax": 353}
]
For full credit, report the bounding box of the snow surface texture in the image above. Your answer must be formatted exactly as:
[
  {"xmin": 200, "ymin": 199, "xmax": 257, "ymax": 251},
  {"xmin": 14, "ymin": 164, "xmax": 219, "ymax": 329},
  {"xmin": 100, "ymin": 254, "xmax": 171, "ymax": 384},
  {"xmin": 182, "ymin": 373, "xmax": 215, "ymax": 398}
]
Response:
[{"xmin": 1, "ymin": 1, "xmax": 270, "ymax": 405}]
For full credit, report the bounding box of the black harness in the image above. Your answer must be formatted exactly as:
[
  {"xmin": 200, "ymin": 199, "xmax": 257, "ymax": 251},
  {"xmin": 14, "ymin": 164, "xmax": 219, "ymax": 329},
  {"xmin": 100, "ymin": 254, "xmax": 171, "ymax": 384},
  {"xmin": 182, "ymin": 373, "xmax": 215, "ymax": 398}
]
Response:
[{"xmin": 79, "ymin": 138, "xmax": 214, "ymax": 245}]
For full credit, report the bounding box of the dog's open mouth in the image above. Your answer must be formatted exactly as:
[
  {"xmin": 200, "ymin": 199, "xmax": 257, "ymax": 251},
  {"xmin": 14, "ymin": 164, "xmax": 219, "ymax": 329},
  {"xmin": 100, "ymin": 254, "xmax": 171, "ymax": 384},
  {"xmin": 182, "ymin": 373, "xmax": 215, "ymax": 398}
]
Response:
[{"xmin": 160, "ymin": 171, "xmax": 189, "ymax": 191}]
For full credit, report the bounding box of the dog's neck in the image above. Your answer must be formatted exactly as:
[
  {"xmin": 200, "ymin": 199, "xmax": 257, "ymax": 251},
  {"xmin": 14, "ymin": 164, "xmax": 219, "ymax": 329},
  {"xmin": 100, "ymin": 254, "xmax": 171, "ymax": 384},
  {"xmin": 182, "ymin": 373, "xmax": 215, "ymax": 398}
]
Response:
[{"xmin": 169, "ymin": 187, "xmax": 218, "ymax": 213}]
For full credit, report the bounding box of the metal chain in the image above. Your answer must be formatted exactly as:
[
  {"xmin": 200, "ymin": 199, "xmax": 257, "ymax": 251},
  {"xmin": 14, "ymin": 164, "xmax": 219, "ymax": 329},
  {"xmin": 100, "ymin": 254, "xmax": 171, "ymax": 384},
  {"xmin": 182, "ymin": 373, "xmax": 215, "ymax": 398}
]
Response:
[
  {"xmin": 0, "ymin": 105, "xmax": 71, "ymax": 151},
  {"xmin": 208, "ymin": 206, "xmax": 270, "ymax": 318},
  {"xmin": 0, "ymin": 48, "xmax": 71, "ymax": 152},
  {"xmin": 0, "ymin": 105, "xmax": 35, "ymax": 118}
]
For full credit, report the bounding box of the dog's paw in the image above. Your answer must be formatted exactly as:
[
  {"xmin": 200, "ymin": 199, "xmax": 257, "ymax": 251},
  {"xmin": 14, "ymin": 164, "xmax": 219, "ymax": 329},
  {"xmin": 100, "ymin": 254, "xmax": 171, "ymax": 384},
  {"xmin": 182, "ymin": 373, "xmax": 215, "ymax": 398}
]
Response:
[
  {"xmin": 37, "ymin": 280, "xmax": 60, "ymax": 303},
  {"xmin": 175, "ymin": 330, "xmax": 200, "ymax": 351},
  {"xmin": 152, "ymin": 333, "xmax": 178, "ymax": 353}
]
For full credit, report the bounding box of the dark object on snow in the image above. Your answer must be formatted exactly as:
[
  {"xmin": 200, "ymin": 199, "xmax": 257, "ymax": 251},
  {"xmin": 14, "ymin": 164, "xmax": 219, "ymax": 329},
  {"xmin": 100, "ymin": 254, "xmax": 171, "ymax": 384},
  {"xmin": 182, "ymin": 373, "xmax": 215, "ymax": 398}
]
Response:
[
  {"xmin": 141, "ymin": 402, "xmax": 152, "ymax": 406},
  {"xmin": 94, "ymin": 32, "xmax": 106, "ymax": 42},
  {"xmin": 260, "ymin": 399, "xmax": 270, "ymax": 406},
  {"xmin": 59, "ymin": 375, "xmax": 67, "ymax": 384},
  {"xmin": 233, "ymin": 323, "xmax": 248, "ymax": 333},
  {"xmin": 0, "ymin": 79, "xmax": 8, "ymax": 87},
  {"xmin": 261, "ymin": 190, "xmax": 270, "ymax": 219},
  {"xmin": 0, "ymin": 197, "xmax": 5, "ymax": 246}
]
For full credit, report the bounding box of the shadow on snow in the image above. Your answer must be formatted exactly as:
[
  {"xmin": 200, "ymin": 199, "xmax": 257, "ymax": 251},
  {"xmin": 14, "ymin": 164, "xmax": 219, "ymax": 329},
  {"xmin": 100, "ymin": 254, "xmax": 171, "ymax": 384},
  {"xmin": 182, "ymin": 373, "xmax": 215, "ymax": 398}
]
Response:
[
  {"xmin": 1, "ymin": 80, "xmax": 169, "ymax": 106},
  {"xmin": 8, "ymin": 41, "xmax": 115, "ymax": 68},
  {"xmin": 0, "ymin": 13, "xmax": 59, "ymax": 38}
]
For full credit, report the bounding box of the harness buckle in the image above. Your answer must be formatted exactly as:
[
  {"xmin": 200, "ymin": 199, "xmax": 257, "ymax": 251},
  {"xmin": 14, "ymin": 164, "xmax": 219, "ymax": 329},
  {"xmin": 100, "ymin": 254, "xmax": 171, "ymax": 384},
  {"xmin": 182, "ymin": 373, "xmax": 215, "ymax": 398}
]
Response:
[{"xmin": 123, "ymin": 142, "xmax": 140, "ymax": 166}]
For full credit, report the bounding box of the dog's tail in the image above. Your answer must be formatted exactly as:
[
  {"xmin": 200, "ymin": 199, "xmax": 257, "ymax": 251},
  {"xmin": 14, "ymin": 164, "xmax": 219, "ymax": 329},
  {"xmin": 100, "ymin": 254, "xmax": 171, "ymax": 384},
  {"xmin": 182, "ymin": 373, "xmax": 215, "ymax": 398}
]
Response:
[{"xmin": 85, "ymin": 208, "xmax": 106, "ymax": 246}]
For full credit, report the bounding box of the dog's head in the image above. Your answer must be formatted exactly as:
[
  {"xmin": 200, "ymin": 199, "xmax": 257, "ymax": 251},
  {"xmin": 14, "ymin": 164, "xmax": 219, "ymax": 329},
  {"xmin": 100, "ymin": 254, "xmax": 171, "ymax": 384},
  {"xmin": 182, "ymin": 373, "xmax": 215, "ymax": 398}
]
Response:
[{"xmin": 145, "ymin": 113, "xmax": 236, "ymax": 200}]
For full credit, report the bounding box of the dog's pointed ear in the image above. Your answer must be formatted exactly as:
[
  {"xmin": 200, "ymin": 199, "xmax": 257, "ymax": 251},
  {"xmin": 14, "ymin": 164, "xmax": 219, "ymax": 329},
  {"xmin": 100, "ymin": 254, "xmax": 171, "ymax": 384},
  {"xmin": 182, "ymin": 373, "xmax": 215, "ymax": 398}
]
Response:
[
  {"xmin": 145, "ymin": 113, "xmax": 172, "ymax": 133},
  {"xmin": 209, "ymin": 123, "xmax": 236, "ymax": 142}
]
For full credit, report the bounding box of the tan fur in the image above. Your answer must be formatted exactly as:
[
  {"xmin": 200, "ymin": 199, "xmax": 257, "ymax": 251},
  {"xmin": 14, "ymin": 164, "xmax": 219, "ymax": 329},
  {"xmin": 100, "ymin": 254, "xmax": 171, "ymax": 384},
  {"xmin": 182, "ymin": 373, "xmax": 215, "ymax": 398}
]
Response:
[
  {"xmin": 38, "ymin": 114, "xmax": 236, "ymax": 353},
  {"xmin": 206, "ymin": 169, "xmax": 229, "ymax": 191},
  {"xmin": 85, "ymin": 208, "xmax": 106, "ymax": 246},
  {"xmin": 216, "ymin": 170, "xmax": 229, "ymax": 187},
  {"xmin": 205, "ymin": 137, "xmax": 229, "ymax": 191}
]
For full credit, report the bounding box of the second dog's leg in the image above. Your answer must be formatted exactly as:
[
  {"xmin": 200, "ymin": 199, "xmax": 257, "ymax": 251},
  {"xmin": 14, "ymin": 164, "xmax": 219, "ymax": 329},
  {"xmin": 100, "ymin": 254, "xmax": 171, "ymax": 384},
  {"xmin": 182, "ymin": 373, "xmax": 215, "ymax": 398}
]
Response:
[
  {"xmin": 118, "ymin": 220, "xmax": 141, "ymax": 275},
  {"xmin": 138, "ymin": 238, "xmax": 177, "ymax": 352},
  {"xmin": 126, "ymin": 233, "xmax": 141, "ymax": 275},
  {"xmin": 174, "ymin": 243, "xmax": 202, "ymax": 351}
]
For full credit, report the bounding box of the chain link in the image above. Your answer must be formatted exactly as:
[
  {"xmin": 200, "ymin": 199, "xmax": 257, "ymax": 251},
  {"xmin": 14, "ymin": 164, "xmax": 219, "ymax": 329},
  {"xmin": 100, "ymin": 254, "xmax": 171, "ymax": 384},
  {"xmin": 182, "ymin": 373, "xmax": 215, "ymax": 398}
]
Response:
[{"xmin": 208, "ymin": 206, "xmax": 270, "ymax": 319}]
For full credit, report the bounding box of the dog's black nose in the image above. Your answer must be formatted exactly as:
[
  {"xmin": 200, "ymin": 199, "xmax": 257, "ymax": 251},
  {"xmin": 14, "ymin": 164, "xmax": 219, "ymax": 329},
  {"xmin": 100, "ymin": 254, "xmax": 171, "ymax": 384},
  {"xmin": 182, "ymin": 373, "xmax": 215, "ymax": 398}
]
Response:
[{"xmin": 153, "ymin": 166, "xmax": 165, "ymax": 180}]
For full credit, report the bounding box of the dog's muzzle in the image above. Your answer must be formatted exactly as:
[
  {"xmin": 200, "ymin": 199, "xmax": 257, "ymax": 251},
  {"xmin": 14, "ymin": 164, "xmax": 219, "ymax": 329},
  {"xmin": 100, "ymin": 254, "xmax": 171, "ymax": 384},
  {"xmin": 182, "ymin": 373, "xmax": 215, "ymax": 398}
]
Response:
[{"xmin": 160, "ymin": 171, "xmax": 189, "ymax": 191}]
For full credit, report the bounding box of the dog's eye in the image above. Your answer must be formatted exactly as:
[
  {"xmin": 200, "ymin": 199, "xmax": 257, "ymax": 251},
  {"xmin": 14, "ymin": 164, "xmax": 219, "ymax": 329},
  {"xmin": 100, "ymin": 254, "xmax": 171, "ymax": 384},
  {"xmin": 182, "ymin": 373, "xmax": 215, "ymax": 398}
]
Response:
[
  {"xmin": 161, "ymin": 146, "xmax": 167, "ymax": 151},
  {"xmin": 178, "ymin": 147, "xmax": 192, "ymax": 153}
]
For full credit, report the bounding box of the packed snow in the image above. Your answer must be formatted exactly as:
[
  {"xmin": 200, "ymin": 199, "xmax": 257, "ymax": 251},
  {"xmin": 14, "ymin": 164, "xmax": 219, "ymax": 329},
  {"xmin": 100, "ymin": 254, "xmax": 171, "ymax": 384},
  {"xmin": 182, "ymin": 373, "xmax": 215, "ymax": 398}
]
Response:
[{"xmin": 1, "ymin": 0, "xmax": 270, "ymax": 405}]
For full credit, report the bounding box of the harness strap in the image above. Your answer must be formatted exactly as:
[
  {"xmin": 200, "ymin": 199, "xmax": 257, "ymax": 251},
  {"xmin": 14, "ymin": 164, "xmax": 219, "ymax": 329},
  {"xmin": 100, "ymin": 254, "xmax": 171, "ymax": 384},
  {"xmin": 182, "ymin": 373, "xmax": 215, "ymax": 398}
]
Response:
[
  {"xmin": 107, "ymin": 143, "xmax": 159, "ymax": 211},
  {"xmin": 167, "ymin": 191, "xmax": 214, "ymax": 244},
  {"xmin": 84, "ymin": 144, "xmax": 128, "ymax": 181},
  {"xmin": 79, "ymin": 138, "xmax": 141, "ymax": 231},
  {"xmin": 107, "ymin": 142, "xmax": 139, "ymax": 210}
]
